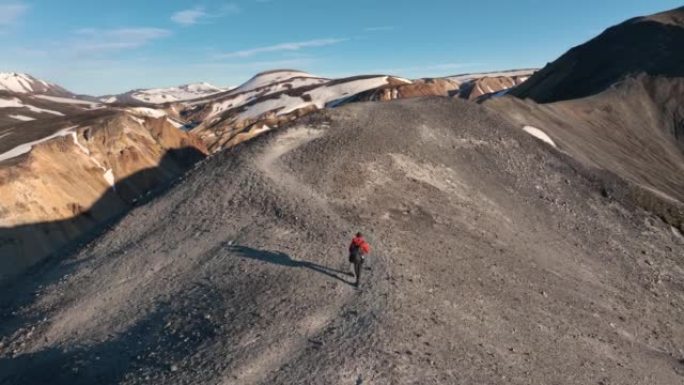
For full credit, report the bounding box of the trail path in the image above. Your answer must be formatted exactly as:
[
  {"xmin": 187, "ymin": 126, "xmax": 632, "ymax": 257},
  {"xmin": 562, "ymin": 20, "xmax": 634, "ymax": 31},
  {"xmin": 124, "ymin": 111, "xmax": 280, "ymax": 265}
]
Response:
[{"xmin": 0, "ymin": 98, "xmax": 682, "ymax": 384}]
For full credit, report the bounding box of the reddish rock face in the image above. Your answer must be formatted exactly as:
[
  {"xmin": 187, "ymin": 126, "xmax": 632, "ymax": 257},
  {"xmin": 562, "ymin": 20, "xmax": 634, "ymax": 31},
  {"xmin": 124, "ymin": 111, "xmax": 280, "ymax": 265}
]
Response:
[
  {"xmin": 461, "ymin": 75, "xmax": 530, "ymax": 100},
  {"xmin": 0, "ymin": 112, "xmax": 207, "ymax": 281}
]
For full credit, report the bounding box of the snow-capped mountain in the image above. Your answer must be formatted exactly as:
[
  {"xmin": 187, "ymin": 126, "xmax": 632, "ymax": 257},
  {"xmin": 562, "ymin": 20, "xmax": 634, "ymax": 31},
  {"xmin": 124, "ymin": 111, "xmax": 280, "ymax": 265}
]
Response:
[
  {"xmin": 0, "ymin": 72, "xmax": 105, "ymax": 127},
  {"xmin": 0, "ymin": 92, "xmax": 104, "ymax": 128},
  {"xmin": 0, "ymin": 72, "xmax": 73, "ymax": 96},
  {"xmin": 0, "ymin": 67, "xmax": 534, "ymax": 143},
  {"xmin": 187, "ymin": 69, "xmax": 534, "ymax": 151},
  {"xmin": 451, "ymin": 69, "xmax": 535, "ymax": 100},
  {"xmin": 188, "ymin": 70, "xmax": 411, "ymax": 150},
  {"xmin": 444, "ymin": 69, "xmax": 536, "ymax": 84},
  {"xmin": 103, "ymin": 82, "xmax": 229, "ymax": 104}
]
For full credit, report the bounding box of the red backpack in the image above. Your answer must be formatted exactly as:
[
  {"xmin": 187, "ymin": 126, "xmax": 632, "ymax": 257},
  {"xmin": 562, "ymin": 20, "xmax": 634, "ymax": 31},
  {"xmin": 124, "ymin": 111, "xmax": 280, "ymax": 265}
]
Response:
[{"xmin": 350, "ymin": 237, "xmax": 370, "ymax": 255}]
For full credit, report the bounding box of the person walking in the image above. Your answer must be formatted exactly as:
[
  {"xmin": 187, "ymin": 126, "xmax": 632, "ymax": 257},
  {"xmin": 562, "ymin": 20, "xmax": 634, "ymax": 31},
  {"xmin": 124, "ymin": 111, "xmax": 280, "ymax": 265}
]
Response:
[{"xmin": 348, "ymin": 232, "xmax": 371, "ymax": 287}]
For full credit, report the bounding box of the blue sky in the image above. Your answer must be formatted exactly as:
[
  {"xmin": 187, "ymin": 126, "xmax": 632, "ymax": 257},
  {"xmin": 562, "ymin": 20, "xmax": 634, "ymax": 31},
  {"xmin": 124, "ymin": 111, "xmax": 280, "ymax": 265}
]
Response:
[{"xmin": 0, "ymin": 0, "xmax": 680, "ymax": 95}]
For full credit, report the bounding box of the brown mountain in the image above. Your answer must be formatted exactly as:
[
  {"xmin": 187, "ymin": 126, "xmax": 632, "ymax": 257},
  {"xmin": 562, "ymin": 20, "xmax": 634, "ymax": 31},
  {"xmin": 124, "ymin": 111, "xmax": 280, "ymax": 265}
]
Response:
[
  {"xmin": 181, "ymin": 69, "xmax": 534, "ymax": 152},
  {"xmin": 510, "ymin": 7, "xmax": 684, "ymax": 103},
  {"xmin": 487, "ymin": 6, "xmax": 684, "ymax": 230},
  {"xmin": 0, "ymin": 111, "xmax": 207, "ymax": 282}
]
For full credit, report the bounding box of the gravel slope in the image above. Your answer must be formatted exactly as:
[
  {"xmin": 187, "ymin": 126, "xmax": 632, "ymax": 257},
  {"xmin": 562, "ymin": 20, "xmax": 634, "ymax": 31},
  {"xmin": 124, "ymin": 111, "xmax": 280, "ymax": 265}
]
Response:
[{"xmin": 1, "ymin": 97, "xmax": 683, "ymax": 384}]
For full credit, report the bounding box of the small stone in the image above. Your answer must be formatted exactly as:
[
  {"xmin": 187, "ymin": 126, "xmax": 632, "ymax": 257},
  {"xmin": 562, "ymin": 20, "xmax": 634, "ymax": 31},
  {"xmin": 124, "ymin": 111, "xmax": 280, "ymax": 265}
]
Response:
[
  {"xmin": 170, "ymin": 364, "xmax": 178, "ymax": 372},
  {"xmin": 644, "ymin": 259, "xmax": 653, "ymax": 266}
]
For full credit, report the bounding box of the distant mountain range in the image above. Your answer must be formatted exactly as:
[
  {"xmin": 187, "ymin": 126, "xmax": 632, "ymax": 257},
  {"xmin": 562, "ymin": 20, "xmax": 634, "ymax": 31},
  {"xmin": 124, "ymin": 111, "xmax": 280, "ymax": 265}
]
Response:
[
  {"xmin": 100, "ymin": 82, "xmax": 230, "ymax": 104},
  {"xmin": 0, "ymin": 72, "xmax": 72, "ymax": 96},
  {"xmin": 0, "ymin": 66, "xmax": 533, "ymax": 281},
  {"xmin": 0, "ymin": 68, "xmax": 535, "ymax": 146}
]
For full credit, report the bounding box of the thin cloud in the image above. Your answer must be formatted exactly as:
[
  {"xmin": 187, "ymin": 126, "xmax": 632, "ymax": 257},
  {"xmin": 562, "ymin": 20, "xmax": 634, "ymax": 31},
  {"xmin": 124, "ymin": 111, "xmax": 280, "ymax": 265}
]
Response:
[
  {"xmin": 71, "ymin": 28, "xmax": 171, "ymax": 53},
  {"xmin": 424, "ymin": 63, "xmax": 481, "ymax": 71},
  {"xmin": 218, "ymin": 38, "xmax": 346, "ymax": 58},
  {"xmin": 11, "ymin": 47, "xmax": 48, "ymax": 57},
  {"xmin": 196, "ymin": 57, "xmax": 316, "ymax": 70},
  {"xmin": 0, "ymin": 2, "xmax": 29, "ymax": 26},
  {"xmin": 379, "ymin": 62, "xmax": 481, "ymax": 74},
  {"xmin": 171, "ymin": 7, "xmax": 208, "ymax": 26},
  {"xmin": 171, "ymin": 4, "xmax": 240, "ymax": 26},
  {"xmin": 365, "ymin": 26, "xmax": 395, "ymax": 32}
]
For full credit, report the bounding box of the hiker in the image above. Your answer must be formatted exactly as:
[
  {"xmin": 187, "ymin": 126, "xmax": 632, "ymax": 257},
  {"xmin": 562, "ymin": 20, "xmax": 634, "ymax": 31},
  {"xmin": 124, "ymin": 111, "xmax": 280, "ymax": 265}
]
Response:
[{"xmin": 349, "ymin": 232, "xmax": 371, "ymax": 287}]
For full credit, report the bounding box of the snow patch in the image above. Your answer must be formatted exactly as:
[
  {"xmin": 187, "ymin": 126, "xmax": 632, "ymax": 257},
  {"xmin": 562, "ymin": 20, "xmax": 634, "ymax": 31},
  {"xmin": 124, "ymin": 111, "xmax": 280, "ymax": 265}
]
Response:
[
  {"xmin": 235, "ymin": 70, "xmax": 322, "ymax": 94},
  {"xmin": 0, "ymin": 73, "xmax": 35, "ymax": 93},
  {"xmin": 128, "ymin": 107, "xmax": 167, "ymax": 118},
  {"xmin": 100, "ymin": 96, "xmax": 118, "ymax": 104},
  {"xmin": 0, "ymin": 126, "xmax": 77, "ymax": 162},
  {"xmin": 70, "ymin": 131, "xmax": 91, "ymax": 156},
  {"xmin": 0, "ymin": 98, "xmax": 24, "ymax": 108},
  {"xmin": 8, "ymin": 114, "xmax": 35, "ymax": 121},
  {"xmin": 307, "ymin": 76, "xmax": 391, "ymax": 108},
  {"xmin": 523, "ymin": 126, "xmax": 556, "ymax": 148},
  {"xmin": 0, "ymin": 97, "xmax": 64, "ymax": 116},
  {"xmin": 166, "ymin": 117, "xmax": 184, "ymax": 128},
  {"xmin": 103, "ymin": 169, "xmax": 115, "ymax": 188},
  {"xmin": 130, "ymin": 116, "xmax": 146, "ymax": 126},
  {"xmin": 35, "ymin": 95, "xmax": 102, "ymax": 109},
  {"xmin": 447, "ymin": 69, "xmax": 537, "ymax": 84},
  {"xmin": 130, "ymin": 82, "xmax": 226, "ymax": 104},
  {"xmin": 248, "ymin": 124, "xmax": 271, "ymax": 138},
  {"xmin": 213, "ymin": 75, "xmax": 393, "ymax": 123},
  {"xmin": 70, "ymin": 130, "xmax": 116, "ymax": 189},
  {"xmin": 204, "ymin": 77, "xmax": 327, "ymax": 118}
]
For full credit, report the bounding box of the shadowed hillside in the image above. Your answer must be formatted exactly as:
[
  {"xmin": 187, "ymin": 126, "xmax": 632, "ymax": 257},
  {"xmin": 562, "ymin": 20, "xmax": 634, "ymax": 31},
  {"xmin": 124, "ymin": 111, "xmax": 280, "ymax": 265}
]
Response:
[
  {"xmin": 487, "ymin": 6, "xmax": 684, "ymax": 230},
  {"xmin": 1, "ymin": 98, "xmax": 682, "ymax": 384},
  {"xmin": 510, "ymin": 7, "xmax": 684, "ymax": 103}
]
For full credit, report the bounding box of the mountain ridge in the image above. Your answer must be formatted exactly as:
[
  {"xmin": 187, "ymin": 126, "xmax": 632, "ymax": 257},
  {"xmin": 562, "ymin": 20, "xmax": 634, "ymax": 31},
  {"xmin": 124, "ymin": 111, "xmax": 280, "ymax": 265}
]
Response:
[
  {"xmin": 510, "ymin": 6, "xmax": 684, "ymax": 103},
  {"xmin": 0, "ymin": 72, "xmax": 73, "ymax": 97}
]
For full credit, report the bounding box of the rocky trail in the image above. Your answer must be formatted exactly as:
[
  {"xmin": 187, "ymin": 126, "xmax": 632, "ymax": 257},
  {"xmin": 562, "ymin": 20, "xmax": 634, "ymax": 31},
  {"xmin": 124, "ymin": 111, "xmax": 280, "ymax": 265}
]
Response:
[{"xmin": 0, "ymin": 98, "xmax": 683, "ymax": 384}]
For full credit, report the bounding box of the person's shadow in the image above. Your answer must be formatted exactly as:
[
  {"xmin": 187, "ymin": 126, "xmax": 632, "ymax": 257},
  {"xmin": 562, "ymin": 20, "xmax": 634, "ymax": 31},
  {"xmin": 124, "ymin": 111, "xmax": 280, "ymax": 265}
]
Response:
[{"xmin": 227, "ymin": 244, "xmax": 355, "ymax": 286}]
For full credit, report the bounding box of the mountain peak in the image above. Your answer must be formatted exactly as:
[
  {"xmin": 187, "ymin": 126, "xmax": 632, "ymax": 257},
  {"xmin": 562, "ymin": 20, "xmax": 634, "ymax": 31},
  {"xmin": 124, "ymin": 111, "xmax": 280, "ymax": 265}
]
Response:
[
  {"xmin": 641, "ymin": 6, "xmax": 684, "ymax": 26},
  {"xmin": 0, "ymin": 72, "xmax": 72, "ymax": 96},
  {"xmin": 510, "ymin": 5, "xmax": 684, "ymax": 103},
  {"xmin": 233, "ymin": 70, "xmax": 325, "ymax": 95},
  {"xmin": 177, "ymin": 82, "xmax": 223, "ymax": 93},
  {"xmin": 103, "ymin": 82, "xmax": 228, "ymax": 104}
]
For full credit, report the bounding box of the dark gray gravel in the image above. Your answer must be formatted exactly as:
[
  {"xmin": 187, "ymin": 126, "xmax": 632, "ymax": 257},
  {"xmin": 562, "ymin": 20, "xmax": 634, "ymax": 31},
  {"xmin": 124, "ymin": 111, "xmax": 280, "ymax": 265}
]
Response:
[{"xmin": 1, "ymin": 97, "xmax": 683, "ymax": 385}]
